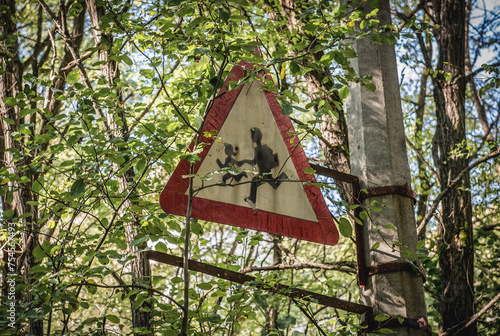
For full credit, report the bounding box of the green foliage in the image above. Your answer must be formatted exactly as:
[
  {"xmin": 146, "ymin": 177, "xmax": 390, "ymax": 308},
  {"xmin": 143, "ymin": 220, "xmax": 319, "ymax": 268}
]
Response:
[
  {"xmin": 1, "ymin": 0, "xmax": 498, "ymax": 335},
  {"xmin": 0, "ymin": 0, "xmax": 379, "ymax": 334}
]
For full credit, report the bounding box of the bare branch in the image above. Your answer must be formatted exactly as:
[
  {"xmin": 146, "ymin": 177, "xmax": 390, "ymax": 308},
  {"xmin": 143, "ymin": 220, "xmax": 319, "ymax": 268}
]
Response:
[
  {"xmin": 441, "ymin": 292, "xmax": 500, "ymax": 336},
  {"xmin": 417, "ymin": 147, "xmax": 500, "ymax": 236},
  {"xmin": 126, "ymin": 59, "xmax": 180, "ymax": 137},
  {"xmin": 67, "ymin": 282, "xmax": 183, "ymax": 310},
  {"xmin": 37, "ymin": 0, "xmax": 109, "ymax": 131},
  {"xmin": 393, "ymin": 0, "xmax": 425, "ymax": 32},
  {"xmin": 241, "ymin": 261, "xmax": 357, "ymax": 274},
  {"xmin": 406, "ymin": 136, "xmax": 440, "ymax": 185}
]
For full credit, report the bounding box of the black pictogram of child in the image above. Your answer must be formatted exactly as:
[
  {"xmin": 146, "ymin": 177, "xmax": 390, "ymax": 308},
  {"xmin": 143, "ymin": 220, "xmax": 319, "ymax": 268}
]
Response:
[
  {"xmin": 215, "ymin": 143, "xmax": 248, "ymax": 185},
  {"xmin": 243, "ymin": 127, "xmax": 288, "ymax": 208}
]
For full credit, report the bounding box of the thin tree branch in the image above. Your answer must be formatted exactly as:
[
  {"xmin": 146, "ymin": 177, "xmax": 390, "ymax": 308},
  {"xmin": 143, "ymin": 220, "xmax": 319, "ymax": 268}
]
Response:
[
  {"xmin": 441, "ymin": 292, "xmax": 500, "ymax": 336},
  {"xmin": 470, "ymin": 61, "xmax": 500, "ymax": 78},
  {"xmin": 241, "ymin": 261, "xmax": 357, "ymax": 274},
  {"xmin": 417, "ymin": 147, "xmax": 500, "ymax": 236},
  {"xmin": 67, "ymin": 282, "xmax": 183, "ymax": 309},
  {"xmin": 406, "ymin": 136, "xmax": 441, "ymax": 185},
  {"xmin": 478, "ymin": 223, "xmax": 500, "ymax": 231},
  {"xmin": 125, "ymin": 57, "xmax": 182, "ymax": 137},
  {"xmin": 37, "ymin": 0, "xmax": 109, "ymax": 131},
  {"xmin": 289, "ymin": 116, "xmax": 337, "ymax": 151},
  {"xmin": 291, "ymin": 298, "xmax": 328, "ymax": 336},
  {"xmin": 393, "ymin": 0, "xmax": 425, "ymax": 32}
]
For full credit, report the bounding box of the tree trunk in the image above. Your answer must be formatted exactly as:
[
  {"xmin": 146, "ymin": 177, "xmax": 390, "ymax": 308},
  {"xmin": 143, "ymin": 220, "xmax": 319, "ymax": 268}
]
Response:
[
  {"xmin": 464, "ymin": 0, "xmax": 500, "ymax": 177},
  {"xmin": 431, "ymin": 0, "xmax": 476, "ymax": 334},
  {"xmin": 0, "ymin": 0, "xmax": 43, "ymax": 334},
  {"xmin": 265, "ymin": 0, "xmax": 351, "ymax": 202},
  {"xmin": 85, "ymin": 1, "xmax": 152, "ymax": 333}
]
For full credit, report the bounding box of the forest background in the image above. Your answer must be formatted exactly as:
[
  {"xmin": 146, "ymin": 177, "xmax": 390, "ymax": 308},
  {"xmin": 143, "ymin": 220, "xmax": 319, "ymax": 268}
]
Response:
[{"xmin": 1, "ymin": 0, "xmax": 499, "ymax": 335}]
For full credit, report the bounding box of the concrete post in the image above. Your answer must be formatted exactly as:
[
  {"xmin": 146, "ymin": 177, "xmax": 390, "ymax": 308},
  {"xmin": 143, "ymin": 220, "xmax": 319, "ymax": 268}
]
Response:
[{"xmin": 345, "ymin": 0, "xmax": 428, "ymax": 334}]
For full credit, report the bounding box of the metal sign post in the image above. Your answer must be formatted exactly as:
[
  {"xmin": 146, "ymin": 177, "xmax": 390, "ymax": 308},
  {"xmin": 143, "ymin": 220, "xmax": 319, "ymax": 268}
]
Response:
[
  {"xmin": 155, "ymin": 39, "xmax": 430, "ymax": 332},
  {"xmin": 344, "ymin": 0, "xmax": 429, "ymax": 334}
]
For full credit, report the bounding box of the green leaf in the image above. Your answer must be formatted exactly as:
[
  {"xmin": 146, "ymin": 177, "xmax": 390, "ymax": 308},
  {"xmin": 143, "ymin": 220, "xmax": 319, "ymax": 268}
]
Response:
[
  {"xmin": 277, "ymin": 315, "xmax": 296, "ymax": 329},
  {"xmin": 140, "ymin": 69, "xmax": 155, "ymax": 79},
  {"xmin": 131, "ymin": 235, "xmax": 149, "ymax": 247},
  {"xmin": 227, "ymin": 292, "xmax": 244, "ymax": 302},
  {"xmin": 197, "ymin": 282, "xmax": 213, "ymax": 290},
  {"xmin": 2, "ymin": 116, "xmax": 15, "ymax": 125},
  {"xmin": 32, "ymin": 180, "xmax": 43, "ymax": 193},
  {"xmin": 50, "ymin": 245, "xmax": 62, "ymax": 255},
  {"xmin": 171, "ymin": 276, "xmax": 183, "ymax": 284},
  {"xmin": 155, "ymin": 241, "xmax": 168, "ymax": 253},
  {"xmin": 342, "ymin": 48, "xmax": 357, "ymax": 59},
  {"xmin": 254, "ymin": 294, "xmax": 268, "ymax": 309},
  {"xmin": 384, "ymin": 34, "xmax": 397, "ymax": 45},
  {"xmin": 303, "ymin": 167, "xmax": 316, "ymax": 175},
  {"xmin": 364, "ymin": 82, "xmax": 376, "ymax": 92},
  {"xmin": 29, "ymin": 264, "xmax": 47, "ymax": 274},
  {"xmin": 218, "ymin": 8, "xmax": 230, "ymax": 21},
  {"xmin": 281, "ymin": 101, "xmax": 293, "ymax": 116},
  {"xmin": 378, "ymin": 328, "xmax": 396, "ymax": 334},
  {"xmin": 136, "ymin": 158, "xmax": 147, "ymax": 173},
  {"xmin": 371, "ymin": 242, "xmax": 380, "ymax": 250},
  {"xmin": 339, "ymin": 86, "xmax": 350, "ymax": 100},
  {"xmin": 416, "ymin": 240, "xmax": 426, "ymax": 250},
  {"xmin": 291, "ymin": 332, "xmax": 305, "ymax": 336},
  {"xmin": 338, "ymin": 218, "xmax": 353, "ymax": 238},
  {"xmin": 290, "ymin": 61, "xmax": 300, "ymax": 74},
  {"xmin": 87, "ymin": 284, "xmax": 97, "ymax": 294},
  {"xmin": 33, "ymin": 246, "xmax": 47, "ymax": 262},
  {"xmin": 70, "ymin": 179, "xmax": 85, "ymax": 197},
  {"xmin": 3, "ymin": 97, "xmax": 17, "ymax": 106},
  {"xmin": 66, "ymin": 69, "xmax": 80, "ymax": 85},
  {"xmin": 121, "ymin": 54, "xmax": 133, "ymax": 66},
  {"xmin": 133, "ymin": 295, "xmax": 145, "ymax": 309},
  {"xmin": 107, "ymin": 314, "xmax": 120, "ymax": 323},
  {"xmin": 374, "ymin": 313, "xmax": 390, "ymax": 322}
]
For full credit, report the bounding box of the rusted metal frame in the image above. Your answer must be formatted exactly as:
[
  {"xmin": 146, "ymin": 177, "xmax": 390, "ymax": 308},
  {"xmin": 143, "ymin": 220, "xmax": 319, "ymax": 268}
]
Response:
[
  {"xmin": 351, "ymin": 178, "xmax": 368, "ymax": 287},
  {"xmin": 363, "ymin": 315, "xmax": 432, "ymax": 335},
  {"xmin": 367, "ymin": 261, "xmax": 427, "ymax": 283},
  {"xmin": 309, "ymin": 163, "xmax": 358, "ymax": 183},
  {"xmin": 309, "ymin": 163, "xmax": 368, "ymax": 287},
  {"xmin": 310, "ymin": 167, "xmax": 429, "ymax": 334},
  {"xmin": 358, "ymin": 183, "xmax": 417, "ymax": 205},
  {"xmin": 147, "ymin": 251, "xmax": 373, "ymax": 316}
]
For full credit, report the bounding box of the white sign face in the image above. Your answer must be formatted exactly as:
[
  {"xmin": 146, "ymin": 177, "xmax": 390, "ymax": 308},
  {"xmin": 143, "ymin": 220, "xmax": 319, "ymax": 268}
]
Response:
[{"xmin": 191, "ymin": 82, "xmax": 318, "ymax": 222}]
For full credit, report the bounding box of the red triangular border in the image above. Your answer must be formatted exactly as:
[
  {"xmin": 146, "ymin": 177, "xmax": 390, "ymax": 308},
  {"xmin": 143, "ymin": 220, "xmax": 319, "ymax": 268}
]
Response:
[{"xmin": 160, "ymin": 61, "xmax": 339, "ymax": 245}]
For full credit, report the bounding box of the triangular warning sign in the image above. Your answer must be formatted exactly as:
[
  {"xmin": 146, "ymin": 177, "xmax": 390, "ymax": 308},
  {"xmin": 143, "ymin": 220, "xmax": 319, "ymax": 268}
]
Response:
[{"xmin": 160, "ymin": 62, "xmax": 339, "ymax": 245}]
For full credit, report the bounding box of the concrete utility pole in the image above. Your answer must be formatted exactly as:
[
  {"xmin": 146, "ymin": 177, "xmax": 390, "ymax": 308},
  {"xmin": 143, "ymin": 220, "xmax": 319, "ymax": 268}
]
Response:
[{"xmin": 345, "ymin": 0, "xmax": 428, "ymax": 335}]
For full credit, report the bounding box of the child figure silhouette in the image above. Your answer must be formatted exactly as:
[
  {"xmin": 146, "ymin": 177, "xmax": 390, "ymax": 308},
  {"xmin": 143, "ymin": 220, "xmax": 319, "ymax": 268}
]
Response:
[
  {"xmin": 215, "ymin": 143, "xmax": 248, "ymax": 185},
  {"xmin": 243, "ymin": 127, "xmax": 288, "ymax": 208}
]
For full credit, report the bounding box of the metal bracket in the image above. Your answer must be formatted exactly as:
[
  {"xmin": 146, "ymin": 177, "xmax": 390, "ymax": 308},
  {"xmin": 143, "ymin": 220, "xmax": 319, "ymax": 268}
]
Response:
[
  {"xmin": 359, "ymin": 183, "xmax": 417, "ymax": 204},
  {"xmin": 309, "ymin": 165, "xmax": 423, "ymax": 287},
  {"xmin": 361, "ymin": 316, "xmax": 432, "ymax": 335},
  {"xmin": 367, "ymin": 261, "xmax": 427, "ymax": 283}
]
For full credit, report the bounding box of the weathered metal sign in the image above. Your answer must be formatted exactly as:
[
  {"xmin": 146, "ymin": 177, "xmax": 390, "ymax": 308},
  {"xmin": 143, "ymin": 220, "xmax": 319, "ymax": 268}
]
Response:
[{"xmin": 160, "ymin": 62, "xmax": 339, "ymax": 245}]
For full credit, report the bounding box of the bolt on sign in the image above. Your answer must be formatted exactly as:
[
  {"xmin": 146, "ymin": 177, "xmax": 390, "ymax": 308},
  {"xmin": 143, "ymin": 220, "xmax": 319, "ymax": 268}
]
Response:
[{"xmin": 160, "ymin": 61, "xmax": 339, "ymax": 245}]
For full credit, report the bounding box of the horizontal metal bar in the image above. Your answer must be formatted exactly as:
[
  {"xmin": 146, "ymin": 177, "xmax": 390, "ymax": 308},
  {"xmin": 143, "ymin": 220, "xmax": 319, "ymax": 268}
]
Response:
[
  {"xmin": 309, "ymin": 163, "xmax": 359, "ymax": 184},
  {"xmin": 147, "ymin": 251, "xmax": 372, "ymax": 315},
  {"xmin": 359, "ymin": 183, "xmax": 417, "ymax": 204}
]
